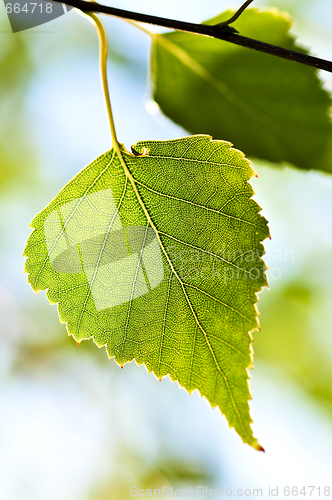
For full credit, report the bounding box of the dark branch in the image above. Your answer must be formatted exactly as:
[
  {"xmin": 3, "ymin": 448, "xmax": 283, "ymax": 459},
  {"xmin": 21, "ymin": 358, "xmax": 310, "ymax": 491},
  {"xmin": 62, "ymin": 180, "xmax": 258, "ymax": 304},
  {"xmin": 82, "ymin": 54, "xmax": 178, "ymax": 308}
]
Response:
[{"xmin": 56, "ymin": 0, "xmax": 332, "ymax": 73}]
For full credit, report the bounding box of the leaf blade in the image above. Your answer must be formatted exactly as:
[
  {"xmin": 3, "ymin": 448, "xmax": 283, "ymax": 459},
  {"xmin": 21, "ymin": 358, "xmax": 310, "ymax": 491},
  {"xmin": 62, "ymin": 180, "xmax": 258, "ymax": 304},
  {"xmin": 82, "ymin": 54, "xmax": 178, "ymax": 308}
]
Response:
[{"xmin": 24, "ymin": 135, "xmax": 269, "ymax": 448}]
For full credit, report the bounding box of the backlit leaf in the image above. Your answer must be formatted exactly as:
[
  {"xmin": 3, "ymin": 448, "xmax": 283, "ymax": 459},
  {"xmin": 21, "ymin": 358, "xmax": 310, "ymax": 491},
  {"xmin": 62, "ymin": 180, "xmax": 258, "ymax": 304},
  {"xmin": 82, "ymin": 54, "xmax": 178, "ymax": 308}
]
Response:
[{"xmin": 24, "ymin": 135, "xmax": 269, "ymax": 448}]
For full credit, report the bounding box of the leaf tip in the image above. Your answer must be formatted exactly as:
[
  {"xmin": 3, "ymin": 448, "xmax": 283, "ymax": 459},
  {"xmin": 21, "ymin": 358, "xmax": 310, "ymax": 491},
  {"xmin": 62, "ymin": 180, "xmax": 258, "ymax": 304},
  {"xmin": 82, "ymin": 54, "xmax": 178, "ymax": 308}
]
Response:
[{"xmin": 256, "ymin": 444, "xmax": 265, "ymax": 453}]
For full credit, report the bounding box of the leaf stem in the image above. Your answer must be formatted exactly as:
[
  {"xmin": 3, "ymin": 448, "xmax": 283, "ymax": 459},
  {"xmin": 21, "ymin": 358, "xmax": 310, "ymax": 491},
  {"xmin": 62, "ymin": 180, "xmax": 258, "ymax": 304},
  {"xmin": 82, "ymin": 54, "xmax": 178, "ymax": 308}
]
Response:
[
  {"xmin": 48, "ymin": 0, "xmax": 332, "ymax": 73},
  {"xmin": 216, "ymin": 0, "xmax": 254, "ymax": 27},
  {"xmin": 82, "ymin": 10, "xmax": 125, "ymax": 165}
]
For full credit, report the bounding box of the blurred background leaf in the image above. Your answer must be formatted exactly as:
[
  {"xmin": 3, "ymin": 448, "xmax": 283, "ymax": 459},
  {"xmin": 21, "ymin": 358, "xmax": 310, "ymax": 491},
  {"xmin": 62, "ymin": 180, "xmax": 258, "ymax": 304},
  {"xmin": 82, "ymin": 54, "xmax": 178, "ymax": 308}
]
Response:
[{"xmin": 152, "ymin": 8, "xmax": 332, "ymax": 172}]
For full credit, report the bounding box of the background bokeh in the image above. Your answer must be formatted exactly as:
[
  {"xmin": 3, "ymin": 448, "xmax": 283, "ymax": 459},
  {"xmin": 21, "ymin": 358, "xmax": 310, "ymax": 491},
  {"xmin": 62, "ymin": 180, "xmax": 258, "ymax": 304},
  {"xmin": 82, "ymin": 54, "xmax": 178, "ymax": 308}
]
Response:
[{"xmin": 0, "ymin": 0, "xmax": 332, "ymax": 498}]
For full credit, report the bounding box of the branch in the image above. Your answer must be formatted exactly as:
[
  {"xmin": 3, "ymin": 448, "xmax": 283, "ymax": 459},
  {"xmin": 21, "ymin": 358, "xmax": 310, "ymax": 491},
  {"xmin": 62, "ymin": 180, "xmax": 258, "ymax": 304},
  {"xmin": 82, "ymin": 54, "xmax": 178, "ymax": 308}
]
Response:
[{"xmin": 56, "ymin": 0, "xmax": 332, "ymax": 73}]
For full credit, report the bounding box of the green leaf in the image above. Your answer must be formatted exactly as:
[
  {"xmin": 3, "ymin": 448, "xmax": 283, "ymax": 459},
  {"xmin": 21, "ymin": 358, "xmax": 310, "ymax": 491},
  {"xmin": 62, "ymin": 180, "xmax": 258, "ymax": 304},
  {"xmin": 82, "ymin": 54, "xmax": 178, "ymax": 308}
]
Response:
[
  {"xmin": 24, "ymin": 135, "xmax": 269, "ymax": 449},
  {"xmin": 151, "ymin": 9, "xmax": 332, "ymax": 172}
]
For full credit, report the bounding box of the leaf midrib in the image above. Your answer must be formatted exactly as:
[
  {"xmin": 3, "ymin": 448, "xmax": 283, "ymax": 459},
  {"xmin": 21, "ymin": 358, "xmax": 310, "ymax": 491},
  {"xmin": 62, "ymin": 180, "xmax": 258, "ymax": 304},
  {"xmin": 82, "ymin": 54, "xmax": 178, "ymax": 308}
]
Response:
[{"xmin": 121, "ymin": 149, "xmax": 251, "ymax": 440}]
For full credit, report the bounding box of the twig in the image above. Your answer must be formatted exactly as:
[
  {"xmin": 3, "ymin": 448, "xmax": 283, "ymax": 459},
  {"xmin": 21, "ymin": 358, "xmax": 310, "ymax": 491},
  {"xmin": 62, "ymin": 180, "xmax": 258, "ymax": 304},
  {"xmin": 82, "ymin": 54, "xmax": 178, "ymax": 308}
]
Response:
[
  {"xmin": 216, "ymin": 0, "xmax": 254, "ymax": 28},
  {"xmin": 54, "ymin": 0, "xmax": 332, "ymax": 73}
]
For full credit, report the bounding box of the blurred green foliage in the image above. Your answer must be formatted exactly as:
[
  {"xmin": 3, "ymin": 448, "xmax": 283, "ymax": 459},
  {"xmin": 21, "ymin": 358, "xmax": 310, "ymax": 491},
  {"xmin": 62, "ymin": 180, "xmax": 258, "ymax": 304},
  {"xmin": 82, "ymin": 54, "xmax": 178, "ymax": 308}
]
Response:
[
  {"xmin": 256, "ymin": 278, "xmax": 332, "ymax": 412},
  {"xmin": 0, "ymin": 31, "xmax": 36, "ymax": 188},
  {"xmin": 88, "ymin": 447, "xmax": 214, "ymax": 500}
]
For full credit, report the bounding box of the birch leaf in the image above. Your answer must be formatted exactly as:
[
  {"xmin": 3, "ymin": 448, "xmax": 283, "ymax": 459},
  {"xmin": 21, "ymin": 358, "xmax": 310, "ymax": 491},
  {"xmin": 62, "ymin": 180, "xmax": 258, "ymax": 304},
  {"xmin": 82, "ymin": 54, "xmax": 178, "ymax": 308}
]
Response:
[{"xmin": 24, "ymin": 135, "xmax": 269, "ymax": 448}]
